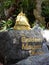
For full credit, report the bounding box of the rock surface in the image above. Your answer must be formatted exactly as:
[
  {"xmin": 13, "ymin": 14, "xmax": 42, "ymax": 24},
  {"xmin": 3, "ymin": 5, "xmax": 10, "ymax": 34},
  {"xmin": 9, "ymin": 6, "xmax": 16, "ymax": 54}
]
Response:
[
  {"xmin": 16, "ymin": 53, "xmax": 49, "ymax": 65},
  {"xmin": 0, "ymin": 29, "xmax": 48, "ymax": 64}
]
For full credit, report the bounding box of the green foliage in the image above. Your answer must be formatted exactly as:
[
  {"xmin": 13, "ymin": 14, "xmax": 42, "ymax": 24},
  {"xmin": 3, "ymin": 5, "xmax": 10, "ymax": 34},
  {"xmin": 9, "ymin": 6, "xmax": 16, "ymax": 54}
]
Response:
[
  {"xmin": 0, "ymin": 0, "xmax": 15, "ymax": 19},
  {"xmin": 0, "ymin": 1, "xmax": 5, "ymax": 18},
  {"xmin": 20, "ymin": 0, "xmax": 36, "ymax": 11},
  {"xmin": 41, "ymin": 0, "xmax": 49, "ymax": 17},
  {"xmin": 0, "ymin": 0, "xmax": 36, "ymax": 28},
  {"xmin": 3, "ymin": 0, "xmax": 15, "ymax": 9},
  {"xmin": 3, "ymin": 0, "xmax": 12, "ymax": 9},
  {"xmin": 0, "ymin": 19, "xmax": 13, "ymax": 31},
  {"xmin": 41, "ymin": 0, "xmax": 49, "ymax": 28},
  {"xmin": 32, "ymin": 22, "xmax": 45, "ymax": 29},
  {"xmin": 19, "ymin": 0, "xmax": 36, "ymax": 27}
]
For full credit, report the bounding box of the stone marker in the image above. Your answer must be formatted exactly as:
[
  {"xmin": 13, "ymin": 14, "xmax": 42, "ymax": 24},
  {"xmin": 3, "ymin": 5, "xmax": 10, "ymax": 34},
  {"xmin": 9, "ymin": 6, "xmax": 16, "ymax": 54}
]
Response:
[
  {"xmin": 0, "ymin": 29, "xmax": 44, "ymax": 64},
  {"xmin": 0, "ymin": 24, "xmax": 48, "ymax": 64}
]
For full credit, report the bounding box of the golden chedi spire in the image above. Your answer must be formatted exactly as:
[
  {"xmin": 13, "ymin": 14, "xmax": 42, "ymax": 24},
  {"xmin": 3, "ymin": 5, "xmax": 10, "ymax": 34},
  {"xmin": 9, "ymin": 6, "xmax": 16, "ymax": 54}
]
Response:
[{"xmin": 14, "ymin": 12, "xmax": 31, "ymax": 30}]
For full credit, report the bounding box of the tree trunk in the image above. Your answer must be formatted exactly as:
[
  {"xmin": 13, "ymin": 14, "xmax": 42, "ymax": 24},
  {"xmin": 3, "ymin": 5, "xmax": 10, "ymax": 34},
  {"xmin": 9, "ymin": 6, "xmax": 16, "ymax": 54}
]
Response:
[{"xmin": 34, "ymin": 0, "xmax": 45, "ymax": 25}]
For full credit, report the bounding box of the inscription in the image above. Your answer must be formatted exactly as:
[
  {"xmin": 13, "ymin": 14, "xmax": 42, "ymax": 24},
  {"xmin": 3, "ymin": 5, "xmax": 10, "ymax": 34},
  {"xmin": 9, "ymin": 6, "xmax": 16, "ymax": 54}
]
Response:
[
  {"xmin": 22, "ymin": 43, "xmax": 42, "ymax": 50},
  {"xmin": 21, "ymin": 36, "xmax": 43, "ymax": 55},
  {"xmin": 21, "ymin": 37, "xmax": 42, "ymax": 42}
]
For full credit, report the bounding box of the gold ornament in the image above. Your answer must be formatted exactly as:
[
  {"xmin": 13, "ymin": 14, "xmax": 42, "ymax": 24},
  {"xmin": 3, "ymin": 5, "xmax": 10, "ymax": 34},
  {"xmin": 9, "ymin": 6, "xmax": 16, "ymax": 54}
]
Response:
[{"xmin": 14, "ymin": 12, "xmax": 31, "ymax": 30}]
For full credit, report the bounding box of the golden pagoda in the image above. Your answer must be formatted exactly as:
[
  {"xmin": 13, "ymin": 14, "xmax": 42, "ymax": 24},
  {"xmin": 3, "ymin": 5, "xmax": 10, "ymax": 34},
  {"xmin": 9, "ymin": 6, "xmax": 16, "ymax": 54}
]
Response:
[{"xmin": 14, "ymin": 12, "xmax": 31, "ymax": 30}]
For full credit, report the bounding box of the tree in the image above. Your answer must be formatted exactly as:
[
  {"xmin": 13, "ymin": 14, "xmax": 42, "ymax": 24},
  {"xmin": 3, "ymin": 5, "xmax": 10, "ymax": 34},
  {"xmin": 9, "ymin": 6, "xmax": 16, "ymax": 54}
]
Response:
[{"xmin": 33, "ymin": 0, "xmax": 45, "ymax": 26}]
